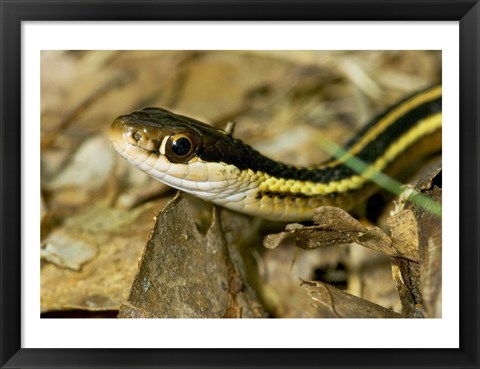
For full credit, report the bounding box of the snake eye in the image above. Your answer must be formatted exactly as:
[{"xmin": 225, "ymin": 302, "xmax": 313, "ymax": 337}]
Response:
[{"xmin": 165, "ymin": 132, "xmax": 197, "ymax": 163}]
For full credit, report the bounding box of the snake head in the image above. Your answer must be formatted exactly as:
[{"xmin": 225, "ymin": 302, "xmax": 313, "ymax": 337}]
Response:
[
  {"xmin": 110, "ymin": 108, "xmax": 205, "ymax": 164},
  {"xmin": 109, "ymin": 107, "xmax": 248, "ymax": 200}
]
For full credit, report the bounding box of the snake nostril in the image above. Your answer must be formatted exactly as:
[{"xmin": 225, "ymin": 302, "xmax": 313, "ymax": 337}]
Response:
[{"xmin": 132, "ymin": 131, "xmax": 142, "ymax": 142}]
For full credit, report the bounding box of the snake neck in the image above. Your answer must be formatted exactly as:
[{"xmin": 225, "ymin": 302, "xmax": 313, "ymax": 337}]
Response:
[{"xmin": 201, "ymin": 87, "xmax": 442, "ymax": 197}]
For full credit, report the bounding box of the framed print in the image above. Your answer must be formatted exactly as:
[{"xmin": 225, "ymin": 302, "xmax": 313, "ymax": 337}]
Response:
[{"xmin": 1, "ymin": 0, "xmax": 479, "ymax": 368}]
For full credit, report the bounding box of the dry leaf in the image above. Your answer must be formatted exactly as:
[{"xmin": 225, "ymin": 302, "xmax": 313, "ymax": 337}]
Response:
[
  {"xmin": 118, "ymin": 193, "xmax": 266, "ymax": 318},
  {"xmin": 40, "ymin": 201, "xmax": 164, "ymax": 312},
  {"xmin": 264, "ymin": 206, "xmax": 415, "ymax": 261},
  {"xmin": 303, "ymin": 280, "xmax": 401, "ymax": 318},
  {"xmin": 389, "ymin": 160, "xmax": 442, "ymax": 317}
]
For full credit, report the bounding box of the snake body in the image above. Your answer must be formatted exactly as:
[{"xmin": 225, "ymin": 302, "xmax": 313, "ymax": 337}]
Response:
[{"xmin": 109, "ymin": 85, "xmax": 442, "ymax": 221}]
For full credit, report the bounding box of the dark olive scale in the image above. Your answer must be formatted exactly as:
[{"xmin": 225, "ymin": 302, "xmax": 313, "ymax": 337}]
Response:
[{"xmin": 123, "ymin": 89, "xmax": 441, "ymax": 185}]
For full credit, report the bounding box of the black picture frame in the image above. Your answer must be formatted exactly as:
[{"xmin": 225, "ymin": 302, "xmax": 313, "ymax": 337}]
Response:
[{"xmin": 1, "ymin": 1, "xmax": 479, "ymax": 368}]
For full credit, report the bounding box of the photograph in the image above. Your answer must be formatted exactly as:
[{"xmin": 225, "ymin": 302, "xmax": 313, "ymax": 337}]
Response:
[{"xmin": 40, "ymin": 50, "xmax": 442, "ymax": 319}]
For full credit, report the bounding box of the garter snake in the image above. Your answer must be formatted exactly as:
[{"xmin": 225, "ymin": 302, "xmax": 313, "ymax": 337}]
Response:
[{"xmin": 109, "ymin": 85, "xmax": 442, "ymax": 221}]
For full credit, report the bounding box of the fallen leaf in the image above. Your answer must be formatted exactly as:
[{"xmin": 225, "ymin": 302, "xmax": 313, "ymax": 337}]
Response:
[
  {"xmin": 118, "ymin": 193, "xmax": 266, "ymax": 318},
  {"xmin": 303, "ymin": 280, "xmax": 401, "ymax": 318},
  {"xmin": 40, "ymin": 201, "xmax": 165, "ymax": 312},
  {"xmin": 389, "ymin": 160, "xmax": 442, "ymax": 317},
  {"xmin": 264, "ymin": 206, "xmax": 412, "ymax": 260}
]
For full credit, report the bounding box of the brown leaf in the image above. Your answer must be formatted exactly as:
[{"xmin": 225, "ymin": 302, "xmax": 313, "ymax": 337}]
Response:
[
  {"xmin": 118, "ymin": 193, "xmax": 266, "ymax": 318},
  {"xmin": 265, "ymin": 206, "xmax": 412, "ymax": 260},
  {"xmin": 391, "ymin": 259, "xmax": 424, "ymax": 318},
  {"xmin": 41, "ymin": 230, "xmax": 98, "ymax": 270},
  {"xmin": 387, "ymin": 210, "xmax": 419, "ymax": 262},
  {"xmin": 40, "ymin": 201, "xmax": 162, "ymax": 313},
  {"xmin": 389, "ymin": 160, "xmax": 442, "ymax": 317},
  {"xmin": 260, "ymin": 241, "xmax": 351, "ymax": 318},
  {"xmin": 303, "ymin": 280, "xmax": 401, "ymax": 318}
]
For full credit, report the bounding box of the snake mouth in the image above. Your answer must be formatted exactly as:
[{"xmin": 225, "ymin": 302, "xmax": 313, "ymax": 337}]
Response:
[{"xmin": 109, "ymin": 118, "xmax": 128, "ymax": 152}]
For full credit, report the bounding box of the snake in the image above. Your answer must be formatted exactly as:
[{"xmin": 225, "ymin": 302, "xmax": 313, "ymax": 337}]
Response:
[{"xmin": 109, "ymin": 85, "xmax": 442, "ymax": 221}]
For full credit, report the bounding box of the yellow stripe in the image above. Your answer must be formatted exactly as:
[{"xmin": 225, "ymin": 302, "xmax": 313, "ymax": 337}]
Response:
[
  {"xmin": 258, "ymin": 112, "xmax": 442, "ymax": 196},
  {"xmin": 318, "ymin": 85, "xmax": 442, "ymax": 169},
  {"xmin": 349, "ymin": 85, "xmax": 441, "ymax": 154}
]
